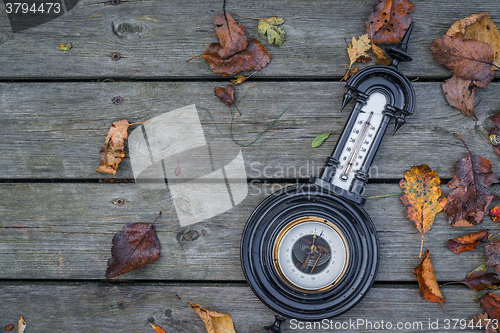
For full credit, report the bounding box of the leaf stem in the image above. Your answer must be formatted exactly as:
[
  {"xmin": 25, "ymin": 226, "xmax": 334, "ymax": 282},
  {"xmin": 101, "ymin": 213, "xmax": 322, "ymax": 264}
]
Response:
[
  {"xmin": 234, "ymin": 13, "xmax": 261, "ymax": 20},
  {"xmin": 419, "ymin": 235, "xmax": 424, "ymax": 258},
  {"xmin": 367, "ymin": 192, "xmax": 400, "ymax": 199},
  {"xmin": 488, "ymin": 232, "xmax": 500, "ymax": 241},
  {"xmin": 186, "ymin": 55, "xmax": 202, "ymax": 63},
  {"xmin": 454, "ymin": 133, "xmax": 470, "ymax": 154},
  {"xmin": 129, "ymin": 121, "xmax": 146, "ymax": 126},
  {"xmin": 152, "ymin": 211, "xmax": 162, "ymax": 225}
]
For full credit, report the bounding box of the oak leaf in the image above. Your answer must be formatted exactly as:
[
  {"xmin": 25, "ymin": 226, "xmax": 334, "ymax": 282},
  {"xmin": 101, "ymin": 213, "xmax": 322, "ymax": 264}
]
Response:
[
  {"xmin": 347, "ymin": 34, "xmax": 372, "ymax": 69},
  {"xmin": 447, "ymin": 229, "xmax": 489, "ymax": 254},
  {"xmin": 460, "ymin": 265, "xmax": 500, "ymax": 292},
  {"xmin": 446, "ymin": 12, "xmax": 500, "ymax": 70},
  {"xmin": 480, "ymin": 292, "xmax": 500, "ymax": 321},
  {"xmin": 489, "ymin": 114, "xmax": 500, "ymax": 156},
  {"xmin": 105, "ymin": 213, "xmax": 161, "ymax": 279},
  {"xmin": 430, "ymin": 36, "xmax": 494, "ymax": 88},
  {"xmin": 202, "ymin": 39, "xmax": 271, "ymax": 76},
  {"xmin": 413, "ymin": 249, "xmax": 444, "ymax": 310},
  {"xmin": 257, "ymin": 17, "xmax": 286, "ymax": 46},
  {"xmin": 188, "ymin": 302, "xmax": 236, "ymax": 333},
  {"xmin": 213, "ymin": 13, "xmax": 248, "ymax": 59},
  {"xmin": 399, "ymin": 164, "xmax": 447, "ymax": 257},
  {"xmin": 441, "ymin": 75, "xmax": 477, "ymax": 120},
  {"xmin": 372, "ymin": 43, "xmax": 391, "ymax": 65},
  {"xmin": 150, "ymin": 324, "xmax": 166, "ymax": 333},
  {"xmin": 444, "ymin": 137, "xmax": 499, "ymax": 227},
  {"xmin": 214, "ymin": 85, "xmax": 235, "ymax": 107},
  {"xmin": 366, "ymin": 0, "xmax": 414, "ymax": 44},
  {"xmin": 486, "ymin": 239, "xmax": 500, "ymax": 273}
]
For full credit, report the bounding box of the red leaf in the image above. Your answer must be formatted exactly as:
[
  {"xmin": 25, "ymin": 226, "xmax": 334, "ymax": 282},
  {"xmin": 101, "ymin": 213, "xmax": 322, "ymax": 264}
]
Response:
[
  {"xmin": 106, "ymin": 216, "xmax": 161, "ymax": 279},
  {"xmin": 447, "ymin": 229, "xmax": 489, "ymax": 253},
  {"xmin": 365, "ymin": 0, "xmax": 414, "ymax": 44},
  {"xmin": 461, "ymin": 265, "xmax": 500, "ymax": 292}
]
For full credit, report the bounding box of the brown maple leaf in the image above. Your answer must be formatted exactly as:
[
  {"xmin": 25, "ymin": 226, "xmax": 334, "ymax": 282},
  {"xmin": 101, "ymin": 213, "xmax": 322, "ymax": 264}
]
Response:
[
  {"xmin": 442, "ymin": 75, "xmax": 477, "ymax": 120},
  {"xmin": 430, "ymin": 35, "xmax": 494, "ymax": 88},
  {"xmin": 486, "ymin": 239, "xmax": 500, "ymax": 273},
  {"xmin": 447, "ymin": 229, "xmax": 489, "ymax": 254},
  {"xmin": 188, "ymin": 302, "xmax": 236, "ymax": 333},
  {"xmin": 202, "ymin": 39, "xmax": 271, "ymax": 76},
  {"xmin": 413, "ymin": 249, "xmax": 444, "ymax": 310},
  {"xmin": 470, "ymin": 313, "xmax": 498, "ymax": 333},
  {"xmin": 444, "ymin": 136, "xmax": 499, "ymax": 227},
  {"xmin": 460, "ymin": 265, "xmax": 500, "ymax": 292},
  {"xmin": 399, "ymin": 164, "xmax": 447, "ymax": 257},
  {"xmin": 106, "ymin": 212, "xmax": 161, "ymax": 279},
  {"xmin": 365, "ymin": 0, "xmax": 414, "ymax": 44},
  {"xmin": 489, "ymin": 114, "xmax": 500, "ymax": 156},
  {"xmin": 213, "ymin": 13, "xmax": 249, "ymax": 59},
  {"xmin": 214, "ymin": 85, "xmax": 235, "ymax": 107},
  {"xmin": 480, "ymin": 292, "xmax": 500, "ymax": 321}
]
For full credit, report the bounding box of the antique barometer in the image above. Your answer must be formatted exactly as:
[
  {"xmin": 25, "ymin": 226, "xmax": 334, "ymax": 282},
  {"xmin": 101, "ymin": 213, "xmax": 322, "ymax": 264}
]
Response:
[{"xmin": 241, "ymin": 24, "xmax": 415, "ymax": 330}]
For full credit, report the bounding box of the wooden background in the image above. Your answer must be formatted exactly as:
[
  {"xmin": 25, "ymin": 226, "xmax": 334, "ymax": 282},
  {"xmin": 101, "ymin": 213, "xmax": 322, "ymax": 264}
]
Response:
[{"xmin": 1, "ymin": 0, "xmax": 500, "ymax": 332}]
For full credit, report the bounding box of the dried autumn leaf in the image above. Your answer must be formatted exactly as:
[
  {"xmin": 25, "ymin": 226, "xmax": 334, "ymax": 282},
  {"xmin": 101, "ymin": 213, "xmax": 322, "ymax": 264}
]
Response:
[
  {"xmin": 231, "ymin": 74, "xmax": 248, "ymax": 84},
  {"xmin": 257, "ymin": 17, "xmax": 286, "ymax": 46},
  {"xmin": 202, "ymin": 39, "xmax": 271, "ymax": 76},
  {"xmin": 105, "ymin": 213, "xmax": 161, "ymax": 279},
  {"xmin": 17, "ymin": 317, "xmax": 25, "ymax": 333},
  {"xmin": 311, "ymin": 133, "xmax": 330, "ymax": 148},
  {"xmin": 470, "ymin": 313, "xmax": 498, "ymax": 333},
  {"xmin": 460, "ymin": 265, "xmax": 500, "ymax": 292},
  {"xmin": 399, "ymin": 164, "xmax": 447, "ymax": 257},
  {"xmin": 447, "ymin": 229, "xmax": 489, "ymax": 253},
  {"xmin": 341, "ymin": 67, "xmax": 359, "ymax": 82},
  {"xmin": 213, "ymin": 13, "xmax": 248, "ymax": 59},
  {"xmin": 442, "ymin": 75, "xmax": 477, "ymax": 120},
  {"xmin": 214, "ymin": 85, "xmax": 235, "ymax": 107},
  {"xmin": 430, "ymin": 36, "xmax": 494, "ymax": 88},
  {"xmin": 347, "ymin": 34, "xmax": 372, "ymax": 69},
  {"xmin": 366, "ymin": 0, "xmax": 414, "ymax": 44},
  {"xmin": 57, "ymin": 42, "xmax": 72, "ymax": 51},
  {"xmin": 188, "ymin": 302, "xmax": 236, "ymax": 333},
  {"xmin": 486, "ymin": 239, "xmax": 500, "ymax": 273},
  {"xmin": 413, "ymin": 249, "xmax": 444, "ymax": 310},
  {"xmin": 4, "ymin": 324, "xmax": 14, "ymax": 331},
  {"xmin": 372, "ymin": 43, "xmax": 390, "ymax": 65},
  {"xmin": 491, "ymin": 206, "xmax": 500, "ymax": 221},
  {"xmin": 446, "ymin": 12, "xmax": 500, "ymax": 70},
  {"xmin": 480, "ymin": 292, "xmax": 500, "ymax": 320},
  {"xmin": 489, "ymin": 113, "xmax": 500, "ymax": 156},
  {"xmin": 150, "ymin": 323, "xmax": 166, "ymax": 333},
  {"xmin": 444, "ymin": 137, "xmax": 499, "ymax": 227}
]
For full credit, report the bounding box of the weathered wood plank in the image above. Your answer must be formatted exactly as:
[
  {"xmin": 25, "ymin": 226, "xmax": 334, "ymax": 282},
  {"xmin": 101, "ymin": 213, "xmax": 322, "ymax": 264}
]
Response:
[
  {"xmin": 0, "ymin": 283, "xmax": 486, "ymax": 332},
  {"xmin": 0, "ymin": 0, "xmax": 498, "ymax": 79},
  {"xmin": 0, "ymin": 81, "xmax": 498, "ymax": 179},
  {"xmin": 0, "ymin": 183, "xmax": 496, "ymax": 281}
]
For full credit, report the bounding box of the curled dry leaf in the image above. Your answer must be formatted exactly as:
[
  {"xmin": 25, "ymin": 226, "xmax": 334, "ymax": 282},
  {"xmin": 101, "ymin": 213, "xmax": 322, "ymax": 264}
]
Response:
[
  {"xmin": 480, "ymin": 292, "xmax": 500, "ymax": 321},
  {"xmin": 447, "ymin": 229, "xmax": 489, "ymax": 254},
  {"xmin": 17, "ymin": 317, "xmax": 25, "ymax": 333},
  {"xmin": 446, "ymin": 12, "xmax": 500, "ymax": 70},
  {"xmin": 489, "ymin": 113, "xmax": 500, "ymax": 156},
  {"xmin": 188, "ymin": 302, "xmax": 236, "ymax": 333},
  {"xmin": 341, "ymin": 67, "xmax": 359, "ymax": 82},
  {"xmin": 372, "ymin": 43, "xmax": 390, "ymax": 65},
  {"xmin": 491, "ymin": 206, "xmax": 500, "ymax": 221},
  {"xmin": 106, "ymin": 213, "xmax": 161, "ymax": 279},
  {"xmin": 4, "ymin": 324, "xmax": 14, "ymax": 331},
  {"xmin": 460, "ymin": 265, "xmax": 500, "ymax": 292},
  {"xmin": 213, "ymin": 13, "xmax": 248, "ymax": 59},
  {"xmin": 202, "ymin": 39, "xmax": 271, "ymax": 76},
  {"xmin": 444, "ymin": 137, "xmax": 499, "ymax": 227},
  {"xmin": 486, "ymin": 239, "xmax": 500, "ymax": 273},
  {"xmin": 470, "ymin": 313, "xmax": 498, "ymax": 333},
  {"xmin": 231, "ymin": 74, "xmax": 248, "ymax": 85},
  {"xmin": 365, "ymin": 0, "xmax": 414, "ymax": 44},
  {"xmin": 413, "ymin": 249, "xmax": 444, "ymax": 310},
  {"xmin": 430, "ymin": 36, "xmax": 494, "ymax": 88},
  {"xmin": 150, "ymin": 323, "xmax": 166, "ymax": 333},
  {"xmin": 214, "ymin": 85, "xmax": 235, "ymax": 107},
  {"xmin": 347, "ymin": 34, "xmax": 371, "ymax": 69},
  {"xmin": 441, "ymin": 75, "xmax": 477, "ymax": 121},
  {"xmin": 399, "ymin": 164, "xmax": 447, "ymax": 257},
  {"xmin": 258, "ymin": 17, "xmax": 286, "ymax": 46}
]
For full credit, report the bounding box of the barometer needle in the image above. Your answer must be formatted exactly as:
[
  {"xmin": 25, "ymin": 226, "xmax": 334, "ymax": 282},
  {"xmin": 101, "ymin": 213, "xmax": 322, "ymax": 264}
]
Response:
[{"xmin": 310, "ymin": 252, "xmax": 322, "ymax": 274}]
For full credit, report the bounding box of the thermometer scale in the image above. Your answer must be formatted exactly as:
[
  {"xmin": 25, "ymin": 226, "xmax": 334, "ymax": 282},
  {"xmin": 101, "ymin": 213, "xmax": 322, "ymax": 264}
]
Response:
[{"xmin": 241, "ymin": 24, "xmax": 416, "ymax": 332}]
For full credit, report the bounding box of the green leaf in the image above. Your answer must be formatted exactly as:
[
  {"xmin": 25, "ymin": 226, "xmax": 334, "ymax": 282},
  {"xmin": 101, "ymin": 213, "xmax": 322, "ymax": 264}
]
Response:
[
  {"xmin": 311, "ymin": 133, "xmax": 330, "ymax": 148},
  {"xmin": 257, "ymin": 17, "xmax": 286, "ymax": 46}
]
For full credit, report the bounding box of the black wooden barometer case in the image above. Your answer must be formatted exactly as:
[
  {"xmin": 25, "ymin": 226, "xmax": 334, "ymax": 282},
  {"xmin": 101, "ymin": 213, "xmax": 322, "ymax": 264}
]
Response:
[{"xmin": 241, "ymin": 24, "xmax": 416, "ymax": 332}]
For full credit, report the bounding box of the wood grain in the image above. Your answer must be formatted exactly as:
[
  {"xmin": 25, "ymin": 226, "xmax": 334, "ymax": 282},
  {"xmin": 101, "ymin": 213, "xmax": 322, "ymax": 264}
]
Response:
[
  {"xmin": 0, "ymin": 81, "xmax": 499, "ymax": 180},
  {"xmin": 0, "ymin": 0, "xmax": 498, "ymax": 79},
  {"xmin": 0, "ymin": 282, "xmax": 485, "ymax": 332},
  {"xmin": 0, "ymin": 182, "xmax": 496, "ymax": 281}
]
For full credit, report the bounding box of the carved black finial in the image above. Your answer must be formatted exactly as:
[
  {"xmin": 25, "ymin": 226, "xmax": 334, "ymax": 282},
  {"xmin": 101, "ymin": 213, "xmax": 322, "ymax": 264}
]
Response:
[
  {"xmin": 341, "ymin": 90, "xmax": 353, "ymax": 111},
  {"xmin": 386, "ymin": 22, "xmax": 414, "ymax": 68},
  {"xmin": 264, "ymin": 315, "xmax": 285, "ymax": 333},
  {"xmin": 393, "ymin": 114, "xmax": 406, "ymax": 134}
]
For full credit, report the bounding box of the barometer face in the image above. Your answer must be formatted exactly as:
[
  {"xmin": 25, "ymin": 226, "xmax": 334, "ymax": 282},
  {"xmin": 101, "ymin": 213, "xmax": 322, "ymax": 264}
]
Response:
[{"xmin": 274, "ymin": 218, "xmax": 348, "ymax": 291}]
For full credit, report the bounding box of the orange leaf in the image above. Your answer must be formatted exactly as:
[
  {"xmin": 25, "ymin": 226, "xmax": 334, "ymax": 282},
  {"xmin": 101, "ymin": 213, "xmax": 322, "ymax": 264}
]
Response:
[
  {"xmin": 447, "ymin": 229, "xmax": 489, "ymax": 253},
  {"xmin": 491, "ymin": 206, "xmax": 500, "ymax": 221},
  {"xmin": 188, "ymin": 302, "xmax": 236, "ymax": 333},
  {"xmin": 150, "ymin": 324, "xmax": 166, "ymax": 333},
  {"xmin": 399, "ymin": 164, "xmax": 447, "ymax": 257},
  {"xmin": 18, "ymin": 317, "xmax": 26, "ymax": 333},
  {"xmin": 365, "ymin": 0, "xmax": 414, "ymax": 44},
  {"xmin": 413, "ymin": 249, "xmax": 444, "ymax": 311},
  {"xmin": 341, "ymin": 67, "xmax": 359, "ymax": 82}
]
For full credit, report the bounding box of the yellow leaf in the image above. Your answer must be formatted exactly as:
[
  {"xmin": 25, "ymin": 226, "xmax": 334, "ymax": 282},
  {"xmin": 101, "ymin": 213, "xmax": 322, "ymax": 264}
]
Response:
[
  {"xmin": 150, "ymin": 323, "xmax": 166, "ymax": 333},
  {"xmin": 18, "ymin": 317, "xmax": 26, "ymax": 333},
  {"xmin": 231, "ymin": 74, "xmax": 248, "ymax": 85},
  {"xmin": 57, "ymin": 42, "xmax": 72, "ymax": 51},
  {"xmin": 257, "ymin": 17, "xmax": 286, "ymax": 46},
  {"xmin": 446, "ymin": 12, "xmax": 500, "ymax": 70},
  {"xmin": 188, "ymin": 302, "xmax": 236, "ymax": 333},
  {"xmin": 347, "ymin": 34, "xmax": 371, "ymax": 69}
]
